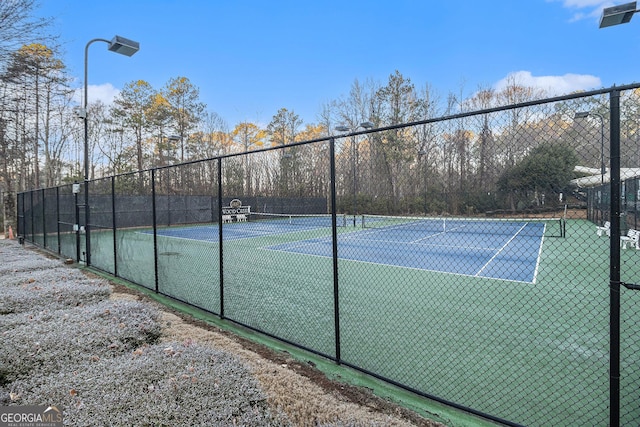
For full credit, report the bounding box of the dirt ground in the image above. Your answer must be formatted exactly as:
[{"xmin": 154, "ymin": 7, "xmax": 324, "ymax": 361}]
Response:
[{"xmin": 109, "ymin": 283, "xmax": 445, "ymax": 427}]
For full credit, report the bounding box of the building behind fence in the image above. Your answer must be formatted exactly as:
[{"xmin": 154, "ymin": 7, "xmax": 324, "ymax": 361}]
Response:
[{"xmin": 17, "ymin": 85, "xmax": 640, "ymax": 426}]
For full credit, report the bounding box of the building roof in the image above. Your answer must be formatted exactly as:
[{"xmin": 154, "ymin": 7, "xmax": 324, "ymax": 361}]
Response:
[{"xmin": 570, "ymin": 166, "xmax": 640, "ymax": 188}]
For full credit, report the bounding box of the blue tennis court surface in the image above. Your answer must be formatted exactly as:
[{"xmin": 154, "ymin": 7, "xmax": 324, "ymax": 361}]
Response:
[
  {"xmin": 149, "ymin": 218, "xmax": 332, "ymax": 242},
  {"xmin": 267, "ymin": 222, "xmax": 545, "ymax": 283},
  {"xmin": 150, "ymin": 217, "xmax": 546, "ymax": 283}
]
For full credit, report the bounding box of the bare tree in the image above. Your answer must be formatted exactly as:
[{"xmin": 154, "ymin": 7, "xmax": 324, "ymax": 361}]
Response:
[
  {"xmin": 0, "ymin": 0, "xmax": 50, "ymax": 65},
  {"xmin": 267, "ymin": 108, "xmax": 302, "ymax": 196},
  {"xmin": 164, "ymin": 76, "xmax": 205, "ymax": 162},
  {"xmin": 111, "ymin": 80, "xmax": 155, "ymax": 172}
]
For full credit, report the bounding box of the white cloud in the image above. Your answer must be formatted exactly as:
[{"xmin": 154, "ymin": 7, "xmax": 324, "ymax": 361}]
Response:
[
  {"xmin": 551, "ymin": 0, "xmax": 615, "ymax": 22},
  {"xmin": 89, "ymin": 83, "xmax": 120, "ymax": 105},
  {"xmin": 72, "ymin": 83, "xmax": 120, "ymax": 105},
  {"xmin": 493, "ymin": 70, "xmax": 601, "ymax": 96},
  {"xmin": 560, "ymin": 0, "xmax": 609, "ymax": 7}
]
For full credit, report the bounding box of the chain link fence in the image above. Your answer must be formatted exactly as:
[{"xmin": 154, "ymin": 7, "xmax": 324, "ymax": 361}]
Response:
[{"xmin": 17, "ymin": 85, "xmax": 640, "ymax": 426}]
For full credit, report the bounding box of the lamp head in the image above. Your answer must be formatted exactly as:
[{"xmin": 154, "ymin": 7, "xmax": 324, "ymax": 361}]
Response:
[
  {"xmin": 108, "ymin": 35, "xmax": 140, "ymax": 56},
  {"xmin": 599, "ymin": 1, "xmax": 637, "ymax": 28},
  {"xmin": 360, "ymin": 121, "xmax": 374, "ymax": 129}
]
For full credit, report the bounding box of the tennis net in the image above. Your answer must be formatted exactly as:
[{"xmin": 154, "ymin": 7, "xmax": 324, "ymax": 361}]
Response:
[
  {"xmin": 249, "ymin": 212, "xmax": 347, "ymax": 227},
  {"xmin": 361, "ymin": 214, "xmax": 565, "ymax": 237}
]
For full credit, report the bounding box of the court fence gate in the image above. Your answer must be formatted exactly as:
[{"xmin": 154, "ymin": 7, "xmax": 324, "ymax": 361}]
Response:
[{"xmin": 17, "ymin": 84, "xmax": 640, "ymax": 426}]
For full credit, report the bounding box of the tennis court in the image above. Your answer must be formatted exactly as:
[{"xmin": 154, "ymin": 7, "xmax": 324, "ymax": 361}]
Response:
[
  {"xmin": 43, "ymin": 216, "xmax": 624, "ymax": 425},
  {"xmin": 149, "ymin": 213, "xmax": 346, "ymax": 242},
  {"xmin": 18, "ymin": 84, "xmax": 640, "ymax": 426},
  {"xmin": 271, "ymin": 216, "xmax": 553, "ymax": 283},
  {"xmin": 119, "ymin": 213, "xmax": 618, "ymax": 426},
  {"xmin": 152, "ymin": 214, "xmax": 556, "ymax": 284}
]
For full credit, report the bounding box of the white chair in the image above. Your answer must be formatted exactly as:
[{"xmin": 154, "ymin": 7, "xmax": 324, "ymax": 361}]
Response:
[
  {"xmin": 222, "ymin": 215, "xmax": 233, "ymax": 224},
  {"xmin": 621, "ymin": 229, "xmax": 640, "ymax": 250},
  {"xmin": 596, "ymin": 221, "xmax": 611, "ymax": 237},
  {"xmin": 236, "ymin": 214, "xmax": 247, "ymax": 222}
]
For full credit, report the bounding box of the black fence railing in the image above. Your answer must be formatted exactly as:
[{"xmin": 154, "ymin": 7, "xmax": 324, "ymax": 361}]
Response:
[{"xmin": 17, "ymin": 85, "xmax": 640, "ymax": 426}]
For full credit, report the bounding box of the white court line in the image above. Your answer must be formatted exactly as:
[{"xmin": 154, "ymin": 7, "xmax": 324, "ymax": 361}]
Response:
[
  {"xmin": 275, "ymin": 235, "xmax": 442, "ymax": 251},
  {"xmin": 342, "ymin": 232, "xmax": 499, "ymax": 251},
  {"xmin": 474, "ymin": 223, "xmax": 528, "ymax": 277},
  {"xmin": 410, "ymin": 230, "xmax": 447, "ymax": 243},
  {"xmin": 273, "ymin": 238, "xmax": 329, "ymax": 251},
  {"xmin": 349, "ymin": 222, "xmax": 486, "ymax": 246},
  {"xmin": 145, "ymin": 223, "xmax": 318, "ymax": 242},
  {"xmin": 530, "ymin": 223, "xmax": 547, "ymax": 284},
  {"xmin": 260, "ymin": 246, "xmax": 535, "ymax": 285},
  {"xmin": 261, "ymin": 220, "xmax": 543, "ymax": 284}
]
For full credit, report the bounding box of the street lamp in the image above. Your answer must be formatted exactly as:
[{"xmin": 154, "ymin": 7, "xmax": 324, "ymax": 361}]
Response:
[
  {"xmin": 82, "ymin": 35, "xmax": 139, "ymax": 264},
  {"xmin": 160, "ymin": 135, "xmax": 180, "ymax": 166},
  {"xmin": 335, "ymin": 121, "xmax": 375, "ymax": 226},
  {"xmin": 575, "ymin": 110, "xmax": 606, "ymax": 223},
  {"xmin": 599, "ymin": 1, "xmax": 638, "ymax": 28}
]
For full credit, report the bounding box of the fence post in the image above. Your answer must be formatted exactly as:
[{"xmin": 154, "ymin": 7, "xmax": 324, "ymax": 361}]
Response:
[
  {"xmin": 111, "ymin": 176, "xmax": 117, "ymax": 277},
  {"xmin": 609, "ymin": 88, "xmax": 621, "ymax": 427},
  {"xmin": 41, "ymin": 189, "xmax": 46, "ymax": 248},
  {"xmin": 152, "ymin": 170, "xmax": 159, "ymax": 293},
  {"xmin": 218, "ymin": 157, "xmax": 224, "ymax": 318},
  {"xmin": 30, "ymin": 190, "xmax": 34, "ymax": 243},
  {"xmin": 56, "ymin": 187, "xmax": 61, "ymax": 254},
  {"xmin": 74, "ymin": 187, "xmax": 80, "ymax": 262},
  {"xmin": 85, "ymin": 181, "xmax": 91, "ymax": 266},
  {"xmin": 329, "ymin": 137, "xmax": 341, "ymax": 363}
]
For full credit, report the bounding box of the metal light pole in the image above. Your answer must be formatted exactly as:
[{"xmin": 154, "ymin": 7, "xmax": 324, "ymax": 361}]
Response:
[
  {"xmin": 82, "ymin": 35, "xmax": 139, "ymax": 265},
  {"xmin": 335, "ymin": 121, "xmax": 374, "ymax": 226},
  {"xmin": 597, "ymin": 7, "xmax": 639, "ymax": 427}
]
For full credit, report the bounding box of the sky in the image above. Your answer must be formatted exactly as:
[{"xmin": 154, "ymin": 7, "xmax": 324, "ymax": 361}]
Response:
[{"xmin": 34, "ymin": 0, "xmax": 640, "ymax": 128}]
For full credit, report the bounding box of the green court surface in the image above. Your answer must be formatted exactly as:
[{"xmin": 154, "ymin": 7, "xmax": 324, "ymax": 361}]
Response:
[{"xmin": 50, "ymin": 219, "xmax": 640, "ymax": 426}]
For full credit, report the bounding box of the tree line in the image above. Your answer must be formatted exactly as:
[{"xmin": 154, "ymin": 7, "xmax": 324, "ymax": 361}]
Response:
[{"xmin": 2, "ymin": 0, "xmax": 640, "ymax": 219}]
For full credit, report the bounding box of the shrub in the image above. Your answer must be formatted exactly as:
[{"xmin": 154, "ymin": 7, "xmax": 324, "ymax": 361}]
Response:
[
  {"xmin": 6, "ymin": 342, "xmax": 289, "ymax": 426},
  {"xmin": 0, "ymin": 267, "xmax": 111, "ymax": 315},
  {"xmin": 0, "ymin": 300, "xmax": 161, "ymax": 383}
]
